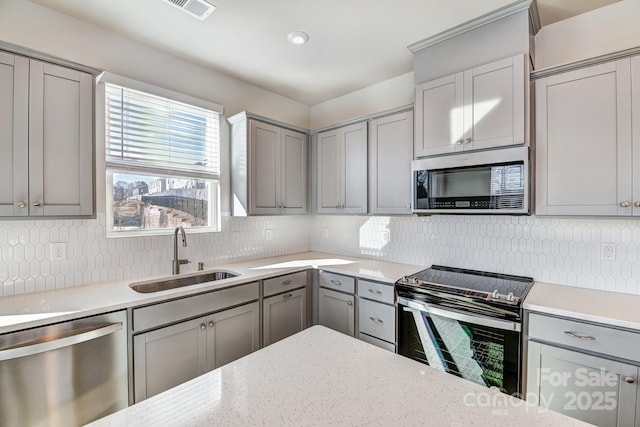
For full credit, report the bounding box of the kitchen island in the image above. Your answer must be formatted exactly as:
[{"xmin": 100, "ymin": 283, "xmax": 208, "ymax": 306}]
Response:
[{"xmin": 89, "ymin": 326, "xmax": 591, "ymax": 427}]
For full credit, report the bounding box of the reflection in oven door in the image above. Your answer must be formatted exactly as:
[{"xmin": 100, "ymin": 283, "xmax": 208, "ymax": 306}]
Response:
[{"xmin": 397, "ymin": 302, "xmax": 521, "ymax": 395}]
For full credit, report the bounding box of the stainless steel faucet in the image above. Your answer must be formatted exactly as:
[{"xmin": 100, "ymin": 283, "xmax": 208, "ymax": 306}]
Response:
[{"xmin": 172, "ymin": 225, "xmax": 190, "ymax": 275}]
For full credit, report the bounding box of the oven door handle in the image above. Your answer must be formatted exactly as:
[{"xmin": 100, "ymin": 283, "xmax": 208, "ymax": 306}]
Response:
[{"xmin": 397, "ymin": 297, "xmax": 521, "ymax": 332}]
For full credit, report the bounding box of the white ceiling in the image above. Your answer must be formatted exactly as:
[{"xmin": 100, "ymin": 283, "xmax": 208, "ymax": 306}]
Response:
[{"xmin": 30, "ymin": 0, "xmax": 621, "ymax": 106}]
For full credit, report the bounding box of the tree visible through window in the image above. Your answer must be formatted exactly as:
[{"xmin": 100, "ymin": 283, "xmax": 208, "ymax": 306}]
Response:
[{"xmin": 104, "ymin": 82, "xmax": 220, "ymax": 235}]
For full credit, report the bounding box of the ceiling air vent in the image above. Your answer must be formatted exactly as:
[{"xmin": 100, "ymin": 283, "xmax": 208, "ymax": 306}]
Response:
[{"xmin": 160, "ymin": 0, "xmax": 216, "ymax": 21}]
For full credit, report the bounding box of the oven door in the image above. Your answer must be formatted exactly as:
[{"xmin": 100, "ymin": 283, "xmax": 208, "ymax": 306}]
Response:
[{"xmin": 397, "ymin": 297, "xmax": 521, "ymax": 395}]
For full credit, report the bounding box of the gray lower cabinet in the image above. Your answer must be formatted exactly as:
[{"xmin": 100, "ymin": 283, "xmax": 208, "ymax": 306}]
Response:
[
  {"xmin": 318, "ymin": 287, "xmax": 355, "ymax": 336},
  {"xmin": 356, "ymin": 278, "xmax": 396, "ymax": 351},
  {"xmin": 263, "ymin": 287, "xmax": 307, "ymax": 346},
  {"xmin": 133, "ymin": 300, "xmax": 259, "ymax": 402},
  {"xmin": 526, "ymin": 312, "xmax": 640, "ymax": 427}
]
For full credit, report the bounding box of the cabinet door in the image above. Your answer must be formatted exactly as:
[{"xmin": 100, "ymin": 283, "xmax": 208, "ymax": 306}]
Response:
[
  {"xmin": 133, "ymin": 317, "xmax": 207, "ymax": 402},
  {"xmin": 369, "ymin": 110, "xmax": 413, "ymax": 214},
  {"xmin": 463, "ymin": 54, "xmax": 525, "ymax": 151},
  {"xmin": 29, "ymin": 60, "xmax": 93, "ymax": 216},
  {"xmin": 0, "ymin": 52, "xmax": 28, "ymax": 217},
  {"xmin": 342, "ymin": 121, "xmax": 368, "ymax": 214},
  {"xmin": 632, "ymin": 56, "xmax": 640, "ymax": 217},
  {"xmin": 250, "ymin": 120, "xmax": 280, "ymax": 214},
  {"xmin": 318, "ymin": 288, "xmax": 355, "ymax": 337},
  {"xmin": 317, "ymin": 129, "xmax": 341, "ymax": 213},
  {"xmin": 263, "ymin": 287, "xmax": 307, "ymax": 346},
  {"xmin": 281, "ymin": 128, "xmax": 307, "ymax": 214},
  {"xmin": 205, "ymin": 301, "xmax": 259, "ymax": 371},
  {"xmin": 527, "ymin": 341, "xmax": 637, "ymax": 427},
  {"xmin": 414, "ymin": 73, "xmax": 464, "ymax": 157},
  {"xmin": 536, "ymin": 59, "xmax": 632, "ymax": 216}
]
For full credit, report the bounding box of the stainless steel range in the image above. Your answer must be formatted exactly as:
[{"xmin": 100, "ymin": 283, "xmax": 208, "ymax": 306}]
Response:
[{"xmin": 395, "ymin": 265, "xmax": 534, "ymax": 395}]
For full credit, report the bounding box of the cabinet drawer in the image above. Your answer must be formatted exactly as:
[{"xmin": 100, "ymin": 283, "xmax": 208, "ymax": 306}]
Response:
[
  {"xmin": 263, "ymin": 271, "xmax": 307, "ymax": 297},
  {"xmin": 359, "ymin": 332, "xmax": 395, "ymax": 352},
  {"xmin": 133, "ymin": 282, "xmax": 259, "ymax": 332},
  {"xmin": 357, "ymin": 279, "xmax": 394, "ymax": 304},
  {"xmin": 528, "ymin": 313, "xmax": 640, "ymax": 363},
  {"xmin": 319, "ymin": 271, "xmax": 355, "ymax": 294},
  {"xmin": 358, "ymin": 298, "xmax": 395, "ymax": 343}
]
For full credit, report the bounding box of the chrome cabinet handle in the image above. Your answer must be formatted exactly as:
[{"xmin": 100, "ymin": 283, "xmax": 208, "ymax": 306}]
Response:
[
  {"xmin": 283, "ymin": 293, "xmax": 293, "ymax": 299},
  {"xmin": 564, "ymin": 331, "xmax": 595, "ymax": 341},
  {"xmin": 624, "ymin": 377, "xmax": 635, "ymax": 384},
  {"xmin": 635, "ymin": 201, "xmax": 640, "ymax": 208},
  {"xmin": 32, "ymin": 201, "xmax": 42, "ymax": 207},
  {"xmin": 209, "ymin": 321, "xmax": 214, "ymax": 328},
  {"xmin": 330, "ymin": 280, "xmax": 342, "ymax": 286},
  {"xmin": 282, "ymin": 280, "xmax": 293, "ymax": 286},
  {"xmin": 368, "ymin": 289, "xmax": 383, "ymax": 295},
  {"xmin": 17, "ymin": 200, "xmax": 26, "ymax": 208},
  {"xmin": 620, "ymin": 201, "xmax": 630, "ymax": 207},
  {"xmin": 464, "ymin": 138, "xmax": 472, "ymax": 143},
  {"xmin": 347, "ymin": 300, "xmax": 353, "ymax": 306},
  {"xmin": 200, "ymin": 324, "xmax": 206, "ymax": 330},
  {"xmin": 456, "ymin": 140, "xmax": 463, "ymax": 145},
  {"xmin": 369, "ymin": 317, "xmax": 383, "ymax": 324}
]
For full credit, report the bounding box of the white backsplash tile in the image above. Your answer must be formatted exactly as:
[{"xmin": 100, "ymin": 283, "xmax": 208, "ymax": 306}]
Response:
[
  {"xmin": 311, "ymin": 215, "xmax": 640, "ymax": 296},
  {"xmin": 0, "ymin": 214, "xmax": 312, "ymax": 297},
  {"xmin": 1, "ymin": 213, "xmax": 639, "ymax": 297}
]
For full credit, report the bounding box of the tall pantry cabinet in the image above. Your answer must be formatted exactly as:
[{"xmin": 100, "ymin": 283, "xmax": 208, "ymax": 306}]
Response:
[{"xmin": 0, "ymin": 50, "xmax": 94, "ymax": 217}]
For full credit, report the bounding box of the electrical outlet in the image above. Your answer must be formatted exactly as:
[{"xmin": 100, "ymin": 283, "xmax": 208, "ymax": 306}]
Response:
[
  {"xmin": 49, "ymin": 242, "xmax": 66, "ymax": 261},
  {"xmin": 600, "ymin": 243, "xmax": 616, "ymax": 261},
  {"xmin": 231, "ymin": 232, "xmax": 240, "ymax": 244},
  {"xmin": 321, "ymin": 227, "xmax": 329, "ymax": 239},
  {"xmin": 265, "ymin": 229, "xmax": 273, "ymax": 241},
  {"xmin": 381, "ymin": 230, "xmax": 390, "ymax": 244}
]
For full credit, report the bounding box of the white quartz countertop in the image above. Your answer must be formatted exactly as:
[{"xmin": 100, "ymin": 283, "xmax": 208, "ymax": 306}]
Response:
[
  {"xmin": 88, "ymin": 325, "xmax": 591, "ymax": 427},
  {"xmin": 0, "ymin": 252, "xmax": 423, "ymax": 334},
  {"xmin": 524, "ymin": 281, "xmax": 640, "ymax": 331}
]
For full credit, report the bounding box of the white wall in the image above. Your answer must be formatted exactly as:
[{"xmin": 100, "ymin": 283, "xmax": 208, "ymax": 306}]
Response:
[
  {"xmin": 309, "ymin": 72, "xmax": 414, "ymax": 130},
  {"xmin": 0, "ymin": 0, "xmax": 310, "ymax": 128},
  {"xmin": 535, "ymin": 0, "xmax": 640, "ymax": 69}
]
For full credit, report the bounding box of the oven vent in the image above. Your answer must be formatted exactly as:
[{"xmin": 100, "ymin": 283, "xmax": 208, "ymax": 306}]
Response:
[{"xmin": 160, "ymin": 0, "xmax": 216, "ymax": 21}]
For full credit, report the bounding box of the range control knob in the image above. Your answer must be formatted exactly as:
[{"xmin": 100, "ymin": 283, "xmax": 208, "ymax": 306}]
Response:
[
  {"xmin": 491, "ymin": 290, "xmax": 500, "ymax": 299},
  {"xmin": 411, "ymin": 277, "xmax": 419, "ymax": 285},
  {"xmin": 401, "ymin": 276, "xmax": 409, "ymax": 283},
  {"xmin": 506, "ymin": 292, "xmax": 515, "ymax": 302}
]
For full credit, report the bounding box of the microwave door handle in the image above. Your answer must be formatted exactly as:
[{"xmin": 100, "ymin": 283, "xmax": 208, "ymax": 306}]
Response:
[{"xmin": 398, "ymin": 297, "xmax": 520, "ymax": 332}]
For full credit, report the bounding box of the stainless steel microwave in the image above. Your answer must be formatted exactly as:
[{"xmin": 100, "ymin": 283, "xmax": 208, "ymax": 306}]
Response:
[{"xmin": 412, "ymin": 146, "xmax": 530, "ymax": 215}]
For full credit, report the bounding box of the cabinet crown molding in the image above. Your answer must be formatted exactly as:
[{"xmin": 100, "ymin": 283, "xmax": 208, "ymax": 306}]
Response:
[{"xmin": 407, "ymin": 0, "xmax": 533, "ymax": 54}]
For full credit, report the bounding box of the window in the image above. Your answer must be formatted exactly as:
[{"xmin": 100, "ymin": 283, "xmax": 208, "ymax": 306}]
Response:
[{"xmin": 104, "ymin": 81, "xmax": 222, "ymax": 236}]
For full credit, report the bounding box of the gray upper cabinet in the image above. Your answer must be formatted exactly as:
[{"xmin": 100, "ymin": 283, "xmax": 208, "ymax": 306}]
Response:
[
  {"xmin": 536, "ymin": 58, "xmax": 633, "ymax": 216},
  {"xmin": 0, "ymin": 52, "xmax": 28, "ymax": 217},
  {"xmin": 0, "ymin": 53, "xmax": 94, "ymax": 217},
  {"xmin": 229, "ymin": 112, "xmax": 308, "ymax": 216},
  {"xmin": 317, "ymin": 121, "xmax": 367, "ymax": 214},
  {"xmin": 632, "ymin": 56, "xmax": 640, "ymax": 217},
  {"xmin": 414, "ymin": 54, "xmax": 526, "ymax": 158},
  {"xmin": 368, "ymin": 110, "xmax": 413, "ymax": 215}
]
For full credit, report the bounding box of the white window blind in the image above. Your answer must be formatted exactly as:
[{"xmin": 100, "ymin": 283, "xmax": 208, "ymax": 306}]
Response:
[{"xmin": 105, "ymin": 83, "xmax": 220, "ymax": 179}]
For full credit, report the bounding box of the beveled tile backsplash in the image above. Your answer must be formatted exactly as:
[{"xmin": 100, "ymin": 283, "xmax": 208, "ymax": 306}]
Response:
[{"xmin": 1, "ymin": 213, "xmax": 639, "ymax": 296}]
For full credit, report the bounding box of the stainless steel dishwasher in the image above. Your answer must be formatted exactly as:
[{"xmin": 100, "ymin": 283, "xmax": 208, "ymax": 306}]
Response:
[{"xmin": 0, "ymin": 310, "xmax": 129, "ymax": 426}]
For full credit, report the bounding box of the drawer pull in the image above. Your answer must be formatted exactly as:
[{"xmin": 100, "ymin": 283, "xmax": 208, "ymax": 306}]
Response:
[
  {"xmin": 281, "ymin": 280, "xmax": 293, "ymax": 286},
  {"xmin": 283, "ymin": 293, "xmax": 293, "ymax": 299},
  {"xmin": 209, "ymin": 321, "xmax": 214, "ymax": 328},
  {"xmin": 347, "ymin": 300, "xmax": 353, "ymax": 306},
  {"xmin": 368, "ymin": 289, "xmax": 383, "ymax": 295},
  {"xmin": 330, "ymin": 280, "xmax": 342, "ymax": 286},
  {"xmin": 564, "ymin": 331, "xmax": 596, "ymax": 341},
  {"xmin": 624, "ymin": 377, "xmax": 635, "ymax": 384},
  {"xmin": 369, "ymin": 317, "xmax": 384, "ymax": 325},
  {"xmin": 200, "ymin": 324, "xmax": 206, "ymax": 331}
]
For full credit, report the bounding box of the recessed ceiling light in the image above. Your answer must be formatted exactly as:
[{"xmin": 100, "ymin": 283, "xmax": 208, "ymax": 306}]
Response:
[{"xmin": 287, "ymin": 31, "xmax": 310, "ymax": 45}]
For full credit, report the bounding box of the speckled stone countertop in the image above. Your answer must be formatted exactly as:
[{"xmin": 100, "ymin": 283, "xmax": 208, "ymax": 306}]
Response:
[
  {"xmin": 88, "ymin": 325, "xmax": 591, "ymax": 427},
  {"xmin": 524, "ymin": 281, "xmax": 640, "ymax": 331},
  {"xmin": 0, "ymin": 252, "xmax": 423, "ymax": 334}
]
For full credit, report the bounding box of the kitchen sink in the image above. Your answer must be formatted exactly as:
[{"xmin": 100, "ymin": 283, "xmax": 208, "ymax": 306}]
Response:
[{"xmin": 129, "ymin": 270, "xmax": 239, "ymax": 293}]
